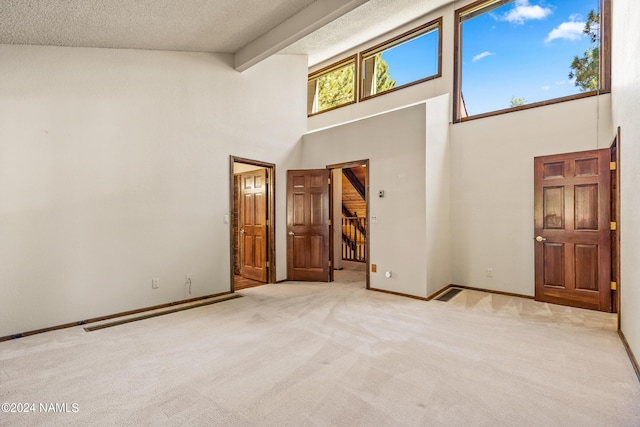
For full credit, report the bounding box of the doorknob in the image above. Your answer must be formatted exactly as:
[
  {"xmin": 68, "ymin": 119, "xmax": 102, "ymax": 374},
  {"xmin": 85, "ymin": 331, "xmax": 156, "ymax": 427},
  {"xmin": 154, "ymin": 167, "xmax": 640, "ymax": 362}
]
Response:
[
  {"xmin": 240, "ymin": 229, "xmax": 245, "ymax": 234},
  {"xmin": 288, "ymin": 231, "xmax": 295, "ymax": 236},
  {"xmin": 535, "ymin": 236, "xmax": 547, "ymax": 242}
]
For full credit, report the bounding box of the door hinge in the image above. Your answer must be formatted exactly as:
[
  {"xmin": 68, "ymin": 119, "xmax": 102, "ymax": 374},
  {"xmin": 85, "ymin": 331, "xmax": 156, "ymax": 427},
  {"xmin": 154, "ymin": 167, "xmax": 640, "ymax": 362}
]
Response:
[
  {"xmin": 265, "ymin": 219, "xmax": 269, "ymax": 226},
  {"xmin": 611, "ymin": 281, "xmax": 617, "ymax": 291},
  {"xmin": 328, "ymin": 219, "xmax": 332, "ymax": 226},
  {"xmin": 610, "ymin": 222, "xmax": 617, "ymax": 231},
  {"xmin": 266, "ymin": 261, "xmax": 270, "ymax": 268},
  {"xmin": 610, "ymin": 162, "xmax": 617, "ymax": 171},
  {"xmin": 328, "ymin": 260, "xmax": 332, "ymax": 268},
  {"xmin": 328, "ymin": 177, "xmax": 331, "ymax": 185}
]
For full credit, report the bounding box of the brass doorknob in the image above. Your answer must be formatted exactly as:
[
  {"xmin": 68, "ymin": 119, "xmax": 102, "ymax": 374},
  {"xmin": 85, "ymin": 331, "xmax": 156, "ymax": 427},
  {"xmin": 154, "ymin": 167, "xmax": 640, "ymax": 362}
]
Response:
[
  {"xmin": 240, "ymin": 229, "xmax": 245, "ymax": 234},
  {"xmin": 535, "ymin": 236, "xmax": 546, "ymax": 242},
  {"xmin": 288, "ymin": 231, "xmax": 295, "ymax": 236}
]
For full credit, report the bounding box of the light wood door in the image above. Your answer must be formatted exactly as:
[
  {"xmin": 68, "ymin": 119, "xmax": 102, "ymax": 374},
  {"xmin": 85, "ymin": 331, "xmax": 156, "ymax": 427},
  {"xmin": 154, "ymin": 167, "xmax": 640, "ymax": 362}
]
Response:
[
  {"xmin": 240, "ymin": 169, "xmax": 267, "ymax": 282},
  {"xmin": 287, "ymin": 169, "xmax": 330, "ymax": 282},
  {"xmin": 534, "ymin": 149, "xmax": 611, "ymax": 311}
]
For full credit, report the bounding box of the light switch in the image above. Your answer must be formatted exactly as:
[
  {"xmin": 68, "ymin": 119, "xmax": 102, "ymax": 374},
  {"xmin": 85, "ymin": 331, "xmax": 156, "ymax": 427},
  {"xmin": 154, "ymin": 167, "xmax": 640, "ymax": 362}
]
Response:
[{"xmin": 223, "ymin": 214, "xmax": 230, "ymax": 224}]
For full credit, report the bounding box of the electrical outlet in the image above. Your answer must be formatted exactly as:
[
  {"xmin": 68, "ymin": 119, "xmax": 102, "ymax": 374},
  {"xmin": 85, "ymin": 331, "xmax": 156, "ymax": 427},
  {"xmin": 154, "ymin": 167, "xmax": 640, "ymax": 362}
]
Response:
[
  {"xmin": 486, "ymin": 268, "xmax": 493, "ymax": 277},
  {"xmin": 152, "ymin": 278, "xmax": 160, "ymax": 289}
]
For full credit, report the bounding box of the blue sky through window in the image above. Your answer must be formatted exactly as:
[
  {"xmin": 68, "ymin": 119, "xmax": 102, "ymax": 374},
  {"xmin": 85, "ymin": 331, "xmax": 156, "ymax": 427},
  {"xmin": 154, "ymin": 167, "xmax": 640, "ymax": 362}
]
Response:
[
  {"xmin": 460, "ymin": 0, "xmax": 600, "ymax": 116},
  {"xmin": 379, "ymin": 29, "xmax": 439, "ymax": 87},
  {"xmin": 376, "ymin": 0, "xmax": 600, "ymax": 116}
]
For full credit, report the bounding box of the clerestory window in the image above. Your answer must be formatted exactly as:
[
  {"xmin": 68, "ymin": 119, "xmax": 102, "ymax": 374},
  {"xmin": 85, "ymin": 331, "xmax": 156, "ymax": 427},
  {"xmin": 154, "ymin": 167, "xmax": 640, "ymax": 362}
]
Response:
[
  {"xmin": 307, "ymin": 55, "xmax": 357, "ymax": 116},
  {"xmin": 360, "ymin": 18, "xmax": 441, "ymax": 101},
  {"xmin": 307, "ymin": 17, "xmax": 443, "ymax": 116},
  {"xmin": 453, "ymin": 0, "xmax": 611, "ymax": 122}
]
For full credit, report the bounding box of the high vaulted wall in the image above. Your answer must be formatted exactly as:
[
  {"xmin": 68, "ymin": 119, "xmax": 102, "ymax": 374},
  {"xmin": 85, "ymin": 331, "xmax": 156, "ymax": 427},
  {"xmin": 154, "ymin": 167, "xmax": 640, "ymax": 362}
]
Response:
[
  {"xmin": 450, "ymin": 94, "xmax": 613, "ymax": 295},
  {"xmin": 0, "ymin": 45, "xmax": 307, "ymax": 337},
  {"xmin": 611, "ymin": 0, "xmax": 640, "ymax": 372},
  {"xmin": 303, "ymin": 0, "xmax": 614, "ymax": 300},
  {"xmin": 301, "ymin": 97, "xmax": 451, "ymax": 298}
]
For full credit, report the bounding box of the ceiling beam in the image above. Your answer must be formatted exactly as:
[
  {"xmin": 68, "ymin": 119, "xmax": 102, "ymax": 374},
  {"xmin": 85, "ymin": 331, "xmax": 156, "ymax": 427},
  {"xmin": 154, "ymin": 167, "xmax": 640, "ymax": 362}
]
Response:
[{"xmin": 234, "ymin": 0, "xmax": 369, "ymax": 72}]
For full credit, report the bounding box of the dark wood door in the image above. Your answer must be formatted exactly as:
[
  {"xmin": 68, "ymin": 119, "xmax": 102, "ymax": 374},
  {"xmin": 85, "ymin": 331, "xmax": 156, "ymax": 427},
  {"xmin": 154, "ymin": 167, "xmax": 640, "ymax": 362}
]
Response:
[
  {"xmin": 534, "ymin": 149, "xmax": 611, "ymax": 311},
  {"xmin": 287, "ymin": 169, "xmax": 330, "ymax": 282},
  {"xmin": 240, "ymin": 169, "xmax": 267, "ymax": 282}
]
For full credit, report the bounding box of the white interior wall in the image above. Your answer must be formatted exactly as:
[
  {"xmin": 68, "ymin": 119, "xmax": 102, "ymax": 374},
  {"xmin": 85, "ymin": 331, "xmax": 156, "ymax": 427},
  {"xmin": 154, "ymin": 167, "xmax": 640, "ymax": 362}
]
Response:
[
  {"xmin": 309, "ymin": 91, "xmax": 614, "ymax": 301},
  {"xmin": 0, "ymin": 45, "xmax": 307, "ymax": 337},
  {"xmin": 302, "ymin": 101, "xmax": 450, "ymax": 297},
  {"xmin": 611, "ymin": 0, "xmax": 640, "ymax": 368},
  {"xmin": 424, "ymin": 94, "xmax": 451, "ymax": 296},
  {"xmin": 303, "ymin": 0, "xmax": 617, "ymax": 301},
  {"xmin": 450, "ymin": 95, "xmax": 613, "ymax": 296},
  {"xmin": 303, "ymin": 105, "xmax": 426, "ymax": 295}
]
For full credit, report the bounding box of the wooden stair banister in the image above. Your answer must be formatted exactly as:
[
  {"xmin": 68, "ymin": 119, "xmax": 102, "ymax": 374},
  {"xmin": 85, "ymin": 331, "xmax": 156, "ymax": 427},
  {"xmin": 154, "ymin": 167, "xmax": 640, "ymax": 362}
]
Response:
[
  {"xmin": 341, "ymin": 167, "xmax": 367, "ymax": 262},
  {"xmin": 342, "ymin": 204, "xmax": 366, "ymax": 237},
  {"xmin": 341, "ymin": 216, "xmax": 366, "ymax": 262},
  {"xmin": 342, "ymin": 233, "xmax": 356, "ymax": 251}
]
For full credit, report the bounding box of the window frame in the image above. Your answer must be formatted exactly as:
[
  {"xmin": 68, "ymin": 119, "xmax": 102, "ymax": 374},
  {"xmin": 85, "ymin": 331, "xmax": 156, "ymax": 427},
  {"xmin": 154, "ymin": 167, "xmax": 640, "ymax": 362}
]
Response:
[
  {"xmin": 307, "ymin": 55, "xmax": 358, "ymax": 117},
  {"xmin": 452, "ymin": 0, "xmax": 611, "ymax": 123},
  {"xmin": 359, "ymin": 17, "xmax": 443, "ymax": 102}
]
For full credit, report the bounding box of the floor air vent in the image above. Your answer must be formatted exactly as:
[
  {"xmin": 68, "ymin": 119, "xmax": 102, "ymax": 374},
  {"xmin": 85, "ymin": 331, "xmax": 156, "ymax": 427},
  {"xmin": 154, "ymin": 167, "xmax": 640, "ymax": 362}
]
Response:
[
  {"xmin": 435, "ymin": 288, "xmax": 463, "ymax": 302},
  {"xmin": 85, "ymin": 294, "xmax": 242, "ymax": 332}
]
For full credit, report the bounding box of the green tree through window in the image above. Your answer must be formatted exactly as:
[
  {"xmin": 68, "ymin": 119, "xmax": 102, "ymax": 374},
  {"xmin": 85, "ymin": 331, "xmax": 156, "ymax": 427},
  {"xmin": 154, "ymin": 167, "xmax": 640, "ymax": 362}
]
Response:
[
  {"xmin": 307, "ymin": 58, "xmax": 356, "ymax": 115},
  {"xmin": 316, "ymin": 65, "xmax": 355, "ymax": 112},
  {"xmin": 308, "ymin": 55, "xmax": 396, "ymax": 115},
  {"xmin": 569, "ymin": 10, "xmax": 600, "ymax": 92},
  {"xmin": 307, "ymin": 18, "xmax": 441, "ymax": 115},
  {"xmin": 374, "ymin": 54, "xmax": 397, "ymax": 93}
]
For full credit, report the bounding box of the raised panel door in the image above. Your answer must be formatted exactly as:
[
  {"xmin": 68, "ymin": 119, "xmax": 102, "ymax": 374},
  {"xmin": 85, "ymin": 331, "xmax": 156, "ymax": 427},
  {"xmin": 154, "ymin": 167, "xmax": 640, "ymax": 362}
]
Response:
[
  {"xmin": 287, "ymin": 169, "xmax": 330, "ymax": 281},
  {"xmin": 534, "ymin": 149, "xmax": 611, "ymax": 311}
]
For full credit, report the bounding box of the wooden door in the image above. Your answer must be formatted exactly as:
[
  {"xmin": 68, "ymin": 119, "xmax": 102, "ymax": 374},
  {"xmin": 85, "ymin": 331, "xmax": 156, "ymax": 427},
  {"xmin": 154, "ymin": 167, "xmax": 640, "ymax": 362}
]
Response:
[
  {"xmin": 534, "ymin": 149, "xmax": 611, "ymax": 311},
  {"xmin": 240, "ymin": 169, "xmax": 267, "ymax": 282},
  {"xmin": 287, "ymin": 169, "xmax": 331, "ymax": 282}
]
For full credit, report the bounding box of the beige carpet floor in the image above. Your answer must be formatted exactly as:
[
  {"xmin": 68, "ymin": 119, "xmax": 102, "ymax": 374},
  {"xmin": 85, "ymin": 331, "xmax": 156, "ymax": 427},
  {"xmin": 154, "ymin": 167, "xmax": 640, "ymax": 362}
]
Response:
[{"xmin": 1, "ymin": 270, "xmax": 639, "ymax": 426}]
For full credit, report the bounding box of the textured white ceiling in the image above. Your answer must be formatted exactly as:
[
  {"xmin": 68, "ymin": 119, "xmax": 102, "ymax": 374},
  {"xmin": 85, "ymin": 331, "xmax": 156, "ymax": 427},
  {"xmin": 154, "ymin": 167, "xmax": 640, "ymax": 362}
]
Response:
[
  {"xmin": 282, "ymin": 0, "xmax": 453, "ymax": 66},
  {"xmin": 0, "ymin": 0, "xmax": 452, "ymax": 67},
  {"xmin": 0, "ymin": 0, "xmax": 317, "ymax": 53}
]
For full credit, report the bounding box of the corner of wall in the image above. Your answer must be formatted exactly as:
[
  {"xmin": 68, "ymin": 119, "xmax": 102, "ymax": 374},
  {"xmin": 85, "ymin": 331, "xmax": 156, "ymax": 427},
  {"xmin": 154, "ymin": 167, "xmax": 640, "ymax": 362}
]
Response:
[{"xmin": 425, "ymin": 94, "xmax": 452, "ymax": 296}]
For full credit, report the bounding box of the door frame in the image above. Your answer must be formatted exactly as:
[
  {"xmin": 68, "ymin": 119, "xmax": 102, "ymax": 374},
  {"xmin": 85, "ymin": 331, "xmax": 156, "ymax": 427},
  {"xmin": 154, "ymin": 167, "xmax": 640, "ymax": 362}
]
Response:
[
  {"xmin": 612, "ymin": 127, "xmax": 621, "ymax": 328},
  {"xmin": 533, "ymin": 137, "xmax": 621, "ymax": 313},
  {"xmin": 534, "ymin": 148, "xmax": 611, "ymax": 311},
  {"xmin": 326, "ymin": 159, "xmax": 370, "ymax": 289},
  {"xmin": 229, "ymin": 156, "xmax": 276, "ymax": 291}
]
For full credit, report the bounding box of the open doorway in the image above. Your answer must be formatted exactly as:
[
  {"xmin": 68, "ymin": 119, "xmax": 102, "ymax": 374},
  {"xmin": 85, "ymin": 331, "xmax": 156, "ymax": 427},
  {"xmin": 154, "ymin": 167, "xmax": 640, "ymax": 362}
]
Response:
[
  {"xmin": 229, "ymin": 156, "xmax": 276, "ymax": 292},
  {"xmin": 328, "ymin": 160, "xmax": 369, "ymax": 289}
]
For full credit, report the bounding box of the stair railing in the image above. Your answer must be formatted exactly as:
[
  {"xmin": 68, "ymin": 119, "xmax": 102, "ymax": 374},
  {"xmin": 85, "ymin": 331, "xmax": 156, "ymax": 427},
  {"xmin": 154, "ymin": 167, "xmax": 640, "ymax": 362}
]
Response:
[{"xmin": 342, "ymin": 216, "xmax": 367, "ymax": 262}]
